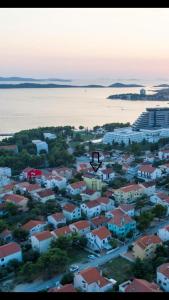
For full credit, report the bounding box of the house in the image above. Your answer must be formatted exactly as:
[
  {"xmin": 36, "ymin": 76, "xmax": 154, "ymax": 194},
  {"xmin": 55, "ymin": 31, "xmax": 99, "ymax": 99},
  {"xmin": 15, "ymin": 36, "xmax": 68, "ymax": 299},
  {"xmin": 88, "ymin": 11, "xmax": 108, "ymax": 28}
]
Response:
[
  {"xmin": 51, "ymin": 167, "xmax": 73, "ymax": 181},
  {"xmin": 69, "ymin": 220, "xmax": 90, "ymax": 235},
  {"xmin": 41, "ymin": 174, "xmax": 67, "ymax": 190},
  {"xmin": 157, "ymin": 263, "xmax": 169, "ymax": 292},
  {"xmin": 106, "ymin": 208, "xmax": 136, "ymax": 237},
  {"xmin": 0, "ymin": 183, "xmax": 15, "ymax": 198},
  {"xmin": 0, "ymin": 167, "xmax": 11, "ymax": 177},
  {"xmin": 133, "ymin": 235, "xmax": 162, "ymax": 260},
  {"xmin": 20, "ymin": 167, "xmax": 43, "ymax": 181},
  {"xmin": 52, "ymin": 226, "xmax": 72, "ymax": 238},
  {"xmin": 87, "ymin": 226, "xmax": 112, "ymax": 251},
  {"xmin": 113, "ymin": 184, "xmax": 145, "ymax": 204},
  {"xmin": 3, "ymin": 194, "xmax": 29, "ymax": 211},
  {"xmin": 0, "ymin": 229, "xmax": 13, "ymax": 243},
  {"xmin": 119, "ymin": 278, "xmax": 161, "ymax": 292},
  {"xmin": 74, "ymin": 267, "xmax": 114, "ymax": 292},
  {"xmin": 0, "ymin": 203, "xmax": 7, "ymax": 217},
  {"xmin": 63, "ymin": 204, "xmax": 81, "ymax": 221},
  {"xmin": 83, "ymin": 173, "xmax": 106, "ymax": 191},
  {"xmin": 33, "ymin": 188, "xmax": 55, "ymax": 203},
  {"xmin": 14, "ymin": 182, "xmax": 42, "ymax": 195},
  {"xmin": 158, "ymin": 149, "xmax": 169, "ymax": 160},
  {"xmin": 119, "ymin": 204, "xmax": 135, "ymax": 217},
  {"xmin": 32, "ymin": 140, "xmax": 48, "ymax": 154},
  {"xmin": 90, "ymin": 215, "xmax": 110, "ymax": 229},
  {"xmin": 0, "ymin": 145, "xmax": 18, "ymax": 154},
  {"xmin": 99, "ymin": 168, "xmax": 115, "ymax": 182},
  {"xmin": 0, "ymin": 242, "xmax": 22, "ymax": 267},
  {"xmin": 81, "ymin": 200, "xmax": 101, "ymax": 218},
  {"xmin": 140, "ymin": 181, "xmax": 156, "ymax": 196},
  {"xmin": 66, "ymin": 181, "xmax": 86, "ymax": 195},
  {"xmin": 77, "ymin": 163, "xmax": 90, "ymax": 173},
  {"xmin": 49, "ymin": 283, "xmax": 77, "ymax": 292},
  {"xmin": 47, "ymin": 212, "xmax": 66, "ymax": 229},
  {"xmin": 31, "ymin": 230, "xmax": 54, "ymax": 253},
  {"xmin": 80, "ymin": 189, "xmax": 101, "ymax": 202},
  {"xmin": 150, "ymin": 192, "xmax": 169, "ymax": 215},
  {"xmin": 0, "ymin": 176, "xmax": 11, "ymax": 188},
  {"xmin": 157, "ymin": 225, "xmax": 169, "ymax": 242},
  {"xmin": 22, "ymin": 220, "xmax": 46, "ymax": 236},
  {"xmin": 95, "ymin": 197, "xmax": 114, "ymax": 212},
  {"xmin": 137, "ymin": 164, "xmax": 162, "ymax": 181},
  {"xmin": 43, "ymin": 132, "xmax": 56, "ymax": 140}
]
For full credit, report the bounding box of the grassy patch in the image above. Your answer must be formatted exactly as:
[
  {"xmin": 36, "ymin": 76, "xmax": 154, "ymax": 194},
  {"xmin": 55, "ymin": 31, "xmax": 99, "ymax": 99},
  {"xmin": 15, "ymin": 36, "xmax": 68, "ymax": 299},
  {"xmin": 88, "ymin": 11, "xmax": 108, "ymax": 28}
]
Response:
[
  {"xmin": 69, "ymin": 248, "xmax": 88, "ymax": 263},
  {"xmin": 100, "ymin": 257, "xmax": 133, "ymax": 284}
]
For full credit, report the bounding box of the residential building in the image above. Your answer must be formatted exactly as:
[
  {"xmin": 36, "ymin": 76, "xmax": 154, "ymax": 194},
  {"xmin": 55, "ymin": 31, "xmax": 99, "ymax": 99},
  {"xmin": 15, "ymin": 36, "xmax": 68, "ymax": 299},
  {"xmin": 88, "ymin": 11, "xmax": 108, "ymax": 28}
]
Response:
[
  {"xmin": 87, "ymin": 226, "xmax": 112, "ymax": 251},
  {"xmin": 43, "ymin": 132, "xmax": 56, "ymax": 140},
  {"xmin": 3, "ymin": 194, "xmax": 29, "ymax": 211},
  {"xmin": 137, "ymin": 165, "xmax": 162, "ymax": 181},
  {"xmin": 157, "ymin": 263, "xmax": 169, "ymax": 292},
  {"xmin": 119, "ymin": 204, "xmax": 135, "ymax": 217},
  {"xmin": 113, "ymin": 184, "xmax": 145, "ymax": 204},
  {"xmin": 0, "ymin": 145, "xmax": 18, "ymax": 154},
  {"xmin": 0, "ymin": 229, "xmax": 13, "ymax": 243},
  {"xmin": 106, "ymin": 208, "xmax": 136, "ymax": 237},
  {"xmin": 95, "ymin": 197, "xmax": 114, "ymax": 212},
  {"xmin": 90, "ymin": 215, "xmax": 110, "ymax": 229},
  {"xmin": 52, "ymin": 226, "xmax": 72, "ymax": 238},
  {"xmin": 41, "ymin": 174, "xmax": 66, "ymax": 190},
  {"xmin": 102, "ymin": 127, "xmax": 144, "ymax": 146},
  {"xmin": 157, "ymin": 225, "xmax": 169, "ymax": 242},
  {"xmin": 80, "ymin": 189, "xmax": 101, "ymax": 202},
  {"xmin": 0, "ymin": 167, "xmax": 11, "ymax": 177},
  {"xmin": 33, "ymin": 188, "xmax": 55, "ymax": 203},
  {"xmin": 0, "ymin": 242, "xmax": 22, "ymax": 267},
  {"xmin": 49, "ymin": 284, "xmax": 76, "ymax": 292},
  {"xmin": 150, "ymin": 192, "xmax": 169, "ymax": 215},
  {"xmin": 140, "ymin": 181, "xmax": 156, "ymax": 196},
  {"xmin": 66, "ymin": 181, "xmax": 86, "ymax": 195},
  {"xmin": 20, "ymin": 167, "xmax": 43, "ymax": 181},
  {"xmin": 99, "ymin": 168, "xmax": 115, "ymax": 182},
  {"xmin": 47, "ymin": 212, "xmax": 66, "ymax": 229},
  {"xmin": 31, "ymin": 230, "xmax": 53, "ymax": 253},
  {"xmin": 119, "ymin": 278, "xmax": 161, "ymax": 292},
  {"xmin": 74, "ymin": 267, "xmax": 114, "ymax": 292},
  {"xmin": 63, "ymin": 204, "xmax": 81, "ymax": 221},
  {"xmin": 83, "ymin": 174, "xmax": 106, "ymax": 191},
  {"xmin": 69, "ymin": 220, "xmax": 90, "ymax": 235},
  {"xmin": 32, "ymin": 140, "xmax": 48, "ymax": 154},
  {"xmin": 81, "ymin": 200, "xmax": 101, "ymax": 218},
  {"xmin": 133, "ymin": 235, "xmax": 162, "ymax": 260},
  {"xmin": 22, "ymin": 220, "xmax": 46, "ymax": 236},
  {"xmin": 14, "ymin": 182, "xmax": 42, "ymax": 195},
  {"xmin": 159, "ymin": 149, "xmax": 169, "ymax": 160},
  {"xmin": 51, "ymin": 167, "xmax": 73, "ymax": 181}
]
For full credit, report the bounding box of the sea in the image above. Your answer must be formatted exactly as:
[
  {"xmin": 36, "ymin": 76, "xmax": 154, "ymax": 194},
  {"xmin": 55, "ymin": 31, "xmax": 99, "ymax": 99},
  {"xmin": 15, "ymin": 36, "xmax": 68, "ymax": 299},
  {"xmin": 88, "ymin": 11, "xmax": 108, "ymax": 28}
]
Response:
[{"xmin": 0, "ymin": 78, "xmax": 169, "ymax": 134}]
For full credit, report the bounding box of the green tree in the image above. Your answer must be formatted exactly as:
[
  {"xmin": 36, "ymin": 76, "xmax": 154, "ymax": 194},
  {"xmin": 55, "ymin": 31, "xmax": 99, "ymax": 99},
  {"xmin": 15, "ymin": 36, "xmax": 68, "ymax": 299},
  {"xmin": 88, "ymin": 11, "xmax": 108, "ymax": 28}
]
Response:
[
  {"xmin": 60, "ymin": 272, "xmax": 74, "ymax": 285},
  {"xmin": 13, "ymin": 228, "xmax": 29, "ymax": 242},
  {"xmin": 152, "ymin": 204, "xmax": 167, "ymax": 220}
]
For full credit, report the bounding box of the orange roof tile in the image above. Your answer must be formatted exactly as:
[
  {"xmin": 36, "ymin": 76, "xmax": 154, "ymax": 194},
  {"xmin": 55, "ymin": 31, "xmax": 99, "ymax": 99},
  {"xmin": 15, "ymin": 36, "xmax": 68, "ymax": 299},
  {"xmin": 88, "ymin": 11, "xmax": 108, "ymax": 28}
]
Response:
[
  {"xmin": 135, "ymin": 235, "xmax": 162, "ymax": 250},
  {"xmin": 79, "ymin": 267, "xmax": 110, "ymax": 287},
  {"xmin": 63, "ymin": 203, "xmax": 77, "ymax": 212},
  {"xmin": 33, "ymin": 230, "xmax": 53, "ymax": 241},
  {"xmin": 53, "ymin": 226, "xmax": 71, "ymax": 237},
  {"xmin": 0, "ymin": 242, "xmax": 21, "ymax": 259},
  {"xmin": 71, "ymin": 220, "xmax": 90, "ymax": 230},
  {"xmin": 139, "ymin": 165, "xmax": 156, "ymax": 173},
  {"xmin": 157, "ymin": 263, "xmax": 169, "ymax": 278},
  {"xmin": 49, "ymin": 284, "xmax": 76, "ymax": 292},
  {"xmin": 125, "ymin": 278, "xmax": 162, "ymax": 292},
  {"xmin": 92, "ymin": 226, "xmax": 111, "ymax": 240},
  {"xmin": 22, "ymin": 220, "xmax": 45, "ymax": 231}
]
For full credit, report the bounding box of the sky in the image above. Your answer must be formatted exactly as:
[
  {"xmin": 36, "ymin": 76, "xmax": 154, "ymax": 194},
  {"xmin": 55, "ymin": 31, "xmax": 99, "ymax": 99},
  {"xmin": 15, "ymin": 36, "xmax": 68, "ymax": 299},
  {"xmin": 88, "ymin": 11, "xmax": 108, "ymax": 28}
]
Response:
[{"xmin": 1, "ymin": 8, "xmax": 169, "ymax": 80}]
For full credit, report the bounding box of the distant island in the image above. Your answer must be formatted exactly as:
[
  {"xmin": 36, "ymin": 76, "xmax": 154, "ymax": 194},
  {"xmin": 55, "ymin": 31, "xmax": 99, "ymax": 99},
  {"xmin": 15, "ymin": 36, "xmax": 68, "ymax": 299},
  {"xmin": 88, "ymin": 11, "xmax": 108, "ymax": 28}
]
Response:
[
  {"xmin": 108, "ymin": 82, "xmax": 144, "ymax": 88},
  {"xmin": 0, "ymin": 76, "xmax": 72, "ymax": 82},
  {"xmin": 154, "ymin": 84, "xmax": 169, "ymax": 88},
  {"xmin": 108, "ymin": 87, "xmax": 169, "ymax": 101}
]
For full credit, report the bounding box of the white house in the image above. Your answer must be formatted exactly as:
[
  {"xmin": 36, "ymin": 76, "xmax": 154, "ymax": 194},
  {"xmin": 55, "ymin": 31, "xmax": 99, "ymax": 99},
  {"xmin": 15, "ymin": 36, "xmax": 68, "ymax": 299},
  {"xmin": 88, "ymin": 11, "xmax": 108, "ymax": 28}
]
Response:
[
  {"xmin": 66, "ymin": 181, "xmax": 86, "ymax": 195},
  {"xmin": 99, "ymin": 168, "xmax": 115, "ymax": 182},
  {"xmin": 157, "ymin": 225, "xmax": 169, "ymax": 242},
  {"xmin": 69, "ymin": 220, "xmax": 90, "ymax": 236},
  {"xmin": 140, "ymin": 181, "xmax": 156, "ymax": 196},
  {"xmin": 119, "ymin": 204, "xmax": 135, "ymax": 217},
  {"xmin": 41, "ymin": 174, "xmax": 67, "ymax": 190},
  {"xmin": 31, "ymin": 230, "xmax": 54, "ymax": 253},
  {"xmin": 63, "ymin": 204, "xmax": 81, "ymax": 221},
  {"xmin": 33, "ymin": 188, "xmax": 55, "ymax": 203},
  {"xmin": 81, "ymin": 200, "xmax": 101, "ymax": 219},
  {"xmin": 32, "ymin": 140, "xmax": 48, "ymax": 154},
  {"xmin": 158, "ymin": 149, "xmax": 169, "ymax": 160},
  {"xmin": 0, "ymin": 242, "xmax": 22, "ymax": 267},
  {"xmin": 80, "ymin": 189, "xmax": 101, "ymax": 202},
  {"xmin": 95, "ymin": 197, "xmax": 114, "ymax": 212},
  {"xmin": 0, "ymin": 167, "xmax": 11, "ymax": 177},
  {"xmin": 74, "ymin": 267, "xmax": 114, "ymax": 292},
  {"xmin": 150, "ymin": 192, "xmax": 169, "ymax": 215},
  {"xmin": 14, "ymin": 182, "xmax": 42, "ymax": 195},
  {"xmin": 137, "ymin": 165, "xmax": 162, "ymax": 181},
  {"xmin": 52, "ymin": 226, "xmax": 72, "ymax": 238},
  {"xmin": 43, "ymin": 132, "xmax": 56, "ymax": 140},
  {"xmin": 157, "ymin": 263, "xmax": 169, "ymax": 292},
  {"xmin": 22, "ymin": 220, "xmax": 46, "ymax": 236},
  {"xmin": 51, "ymin": 167, "xmax": 73, "ymax": 181},
  {"xmin": 0, "ymin": 176, "xmax": 11, "ymax": 188},
  {"xmin": 47, "ymin": 212, "xmax": 66, "ymax": 229},
  {"xmin": 86, "ymin": 226, "xmax": 112, "ymax": 251}
]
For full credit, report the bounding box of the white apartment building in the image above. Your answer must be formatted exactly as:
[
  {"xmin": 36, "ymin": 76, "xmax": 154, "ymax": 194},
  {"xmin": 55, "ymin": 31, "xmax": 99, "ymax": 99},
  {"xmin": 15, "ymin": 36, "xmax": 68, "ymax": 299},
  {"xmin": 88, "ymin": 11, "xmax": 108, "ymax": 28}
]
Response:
[{"xmin": 32, "ymin": 140, "xmax": 48, "ymax": 154}]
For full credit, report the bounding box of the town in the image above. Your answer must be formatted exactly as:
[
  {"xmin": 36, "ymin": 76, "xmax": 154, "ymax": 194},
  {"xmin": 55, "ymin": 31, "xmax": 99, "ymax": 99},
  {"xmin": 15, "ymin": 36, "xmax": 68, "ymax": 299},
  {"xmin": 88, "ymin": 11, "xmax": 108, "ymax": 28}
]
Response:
[{"xmin": 1, "ymin": 108, "xmax": 169, "ymax": 292}]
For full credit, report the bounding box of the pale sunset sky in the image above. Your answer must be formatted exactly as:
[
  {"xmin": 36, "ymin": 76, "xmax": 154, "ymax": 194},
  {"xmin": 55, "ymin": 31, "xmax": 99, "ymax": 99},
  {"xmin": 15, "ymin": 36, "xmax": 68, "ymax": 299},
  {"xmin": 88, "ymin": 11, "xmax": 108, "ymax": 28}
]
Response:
[{"xmin": 1, "ymin": 8, "xmax": 169, "ymax": 79}]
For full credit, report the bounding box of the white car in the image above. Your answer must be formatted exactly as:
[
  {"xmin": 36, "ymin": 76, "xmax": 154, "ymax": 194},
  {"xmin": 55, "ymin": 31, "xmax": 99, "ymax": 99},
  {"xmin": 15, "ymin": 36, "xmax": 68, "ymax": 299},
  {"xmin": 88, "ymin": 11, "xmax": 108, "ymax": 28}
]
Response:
[
  {"xmin": 88, "ymin": 254, "xmax": 96, "ymax": 260},
  {"xmin": 69, "ymin": 265, "xmax": 79, "ymax": 272}
]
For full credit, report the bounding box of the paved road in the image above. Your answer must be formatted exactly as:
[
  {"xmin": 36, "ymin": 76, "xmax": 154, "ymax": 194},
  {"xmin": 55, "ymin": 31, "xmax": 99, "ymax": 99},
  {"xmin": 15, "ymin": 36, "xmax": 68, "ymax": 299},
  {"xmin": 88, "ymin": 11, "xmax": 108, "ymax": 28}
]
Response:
[{"xmin": 13, "ymin": 218, "xmax": 169, "ymax": 292}]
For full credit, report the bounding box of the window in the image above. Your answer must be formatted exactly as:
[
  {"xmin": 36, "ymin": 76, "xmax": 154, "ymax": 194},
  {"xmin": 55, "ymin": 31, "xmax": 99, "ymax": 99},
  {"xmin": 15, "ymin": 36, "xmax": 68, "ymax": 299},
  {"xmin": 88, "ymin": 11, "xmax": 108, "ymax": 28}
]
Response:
[{"xmin": 1, "ymin": 258, "xmax": 4, "ymax": 262}]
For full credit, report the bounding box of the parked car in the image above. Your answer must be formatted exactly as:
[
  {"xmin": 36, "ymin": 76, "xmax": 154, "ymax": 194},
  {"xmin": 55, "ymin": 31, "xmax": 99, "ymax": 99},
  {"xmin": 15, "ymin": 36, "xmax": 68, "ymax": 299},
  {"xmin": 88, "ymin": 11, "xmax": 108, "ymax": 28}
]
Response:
[
  {"xmin": 88, "ymin": 254, "xmax": 96, "ymax": 260},
  {"xmin": 69, "ymin": 265, "xmax": 79, "ymax": 272}
]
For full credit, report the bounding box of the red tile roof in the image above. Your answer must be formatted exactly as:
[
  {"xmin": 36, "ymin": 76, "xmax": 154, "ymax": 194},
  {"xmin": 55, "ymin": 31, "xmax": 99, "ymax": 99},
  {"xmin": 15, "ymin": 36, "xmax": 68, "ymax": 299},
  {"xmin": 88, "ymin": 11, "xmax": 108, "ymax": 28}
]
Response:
[
  {"xmin": 119, "ymin": 204, "xmax": 135, "ymax": 212},
  {"xmin": 0, "ymin": 229, "xmax": 12, "ymax": 239},
  {"xmin": 63, "ymin": 203, "xmax": 78, "ymax": 213},
  {"xmin": 37, "ymin": 189, "xmax": 55, "ymax": 198},
  {"xmin": 0, "ymin": 242, "xmax": 21, "ymax": 259},
  {"xmin": 0, "ymin": 145, "xmax": 17, "ymax": 151},
  {"xmin": 119, "ymin": 184, "xmax": 143, "ymax": 193},
  {"xmin": 139, "ymin": 165, "xmax": 156, "ymax": 173},
  {"xmin": 141, "ymin": 181, "xmax": 155, "ymax": 188},
  {"xmin": 70, "ymin": 181, "xmax": 86, "ymax": 189},
  {"xmin": 50, "ymin": 212, "xmax": 65, "ymax": 222},
  {"xmin": 92, "ymin": 226, "xmax": 111, "ymax": 240},
  {"xmin": 91, "ymin": 215, "xmax": 109, "ymax": 227},
  {"xmin": 157, "ymin": 263, "xmax": 169, "ymax": 278},
  {"xmin": 156, "ymin": 192, "xmax": 169, "ymax": 204},
  {"xmin": 33, "ymin": 230, "xmax": 53, "ymax": 241},
  {"xmin": 125, "ymin": 278, "xmax": 162, "ymax": 292},
  {"xmin": 135, "ymin": 235, "xmax": 162, "ymax": 250},
  {"xmin": 49, "ymin": 283, "xmax": 76, "ymax": 292},
  {"xmin": 71, "ymin": 220, "xmax": 90, "ymax": 230},
  {"xmin": 85, "ymin": 199, "xmax": 101, "ymax": 208},
  {"xmin": 108, "ymin": 208, "xmax": 134, "ymax": 227},
  {"xmin": 85, "ymin": 189, "xmax": 97, "ymax": 195},
  {"xmin": 53, "ymin": 226, "xmax": 71, "ymax": 237},
  {"xmin": 79, "ymin": 267, "xmax": 110, "ymax": 287},
  {"xmin": 102, "ymin": 168, "xmax": 114, "ymax": 175},
  {"xmin": 3, "ymin": 194, "xmax": 28, "ymax": 204},
  {"xmin": 22, "ymin": 220, "xmax": 45, "ymax": 231},
  {"xmin": 95, "ymin": 197, "xmax": 109, "ymax": 204}
]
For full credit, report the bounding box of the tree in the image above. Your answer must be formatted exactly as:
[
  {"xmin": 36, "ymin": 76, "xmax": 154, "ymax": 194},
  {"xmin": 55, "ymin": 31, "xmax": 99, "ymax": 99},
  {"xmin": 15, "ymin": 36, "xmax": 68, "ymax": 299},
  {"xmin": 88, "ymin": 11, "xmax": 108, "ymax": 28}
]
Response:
[
  {"xmin": 19, "ymin": 261, "xmax": 37, "ymax": 282},
  {"xmin": 0, "ymin": 220, "xmax": 7, "ymax": 233},
  {"xmin": 60, "ymin": 272, "xmax": 74, "ymax": 285},
  {"xmin": 137, "ymin": 211, "xmax": 154, "ymax": 232},
  {"xmin": 152, "ymin": 204, "xmax": 167, "ymax": 220},
  {"xmin": 109, "ymin": 238, "xmax": 118, "ymax": 249},
  {"xmin": 13, "ymin": 228, "xmax": 29, "ymax": 242},
  {"xmin": 79, "ymin": 126, "xmax": 84, "ymax": 130},
  {"xmin": 5, "ymin": 202, "xmax": 18, "ymax": 216},
  {"xmin": 51, "ymin": 236, "xmax": 72, "ymax": 250}
]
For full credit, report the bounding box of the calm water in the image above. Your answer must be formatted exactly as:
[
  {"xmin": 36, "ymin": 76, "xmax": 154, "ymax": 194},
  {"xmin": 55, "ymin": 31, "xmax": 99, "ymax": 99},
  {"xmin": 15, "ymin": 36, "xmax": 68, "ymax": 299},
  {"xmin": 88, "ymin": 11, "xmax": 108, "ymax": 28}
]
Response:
[{"xmin": 0, "ymin": 81, "xmax": 169, "ymax": 133}]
